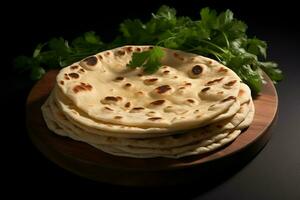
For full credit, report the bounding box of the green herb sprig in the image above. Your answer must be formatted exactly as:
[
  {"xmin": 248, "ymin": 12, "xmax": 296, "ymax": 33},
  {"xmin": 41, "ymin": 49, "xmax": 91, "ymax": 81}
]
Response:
[{"xmin": 14, "ymin": 6, "xmax": 283, "ymax": 94}]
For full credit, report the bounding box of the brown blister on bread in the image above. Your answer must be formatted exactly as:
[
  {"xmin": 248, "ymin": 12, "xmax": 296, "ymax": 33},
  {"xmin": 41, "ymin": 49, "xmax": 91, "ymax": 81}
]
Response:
[
  {"xmin": 163, "ymin": 70, "xmax": 170, "ymax": 75},
  {"xmin": 101, "ymin": 96, "xmax": 123, "ymax": 105},
  {"xmin": 148, "ymin": 117, "xmax": 162, "ymax": 121},
  {"xmin": 78, "ymin": 68, "xmax": 85, "ymax": 74},
  {"xmin": 239, "ymin": 89, "xmax": 245, "ymax": 95},
  {"xmin": 125, "ymin": 46, "xmax": 133, "ymax": 52},
  {"xmin": 186, "ymin": 99, "xmax": 195, "ymax": 103},
  {"xmin": 114, "ymin": 116, "xmax": 122, "ymax": 120},
  {"xmin": 68, "ymin": 73, "xmax": 79, "ymax": 79},
  {"xmin": 116, "ymin": 50, "xmax": 125, "ymax": 56},
  {"xmin": 207, "ymin": 60, "xmax": 213, "ymax": 65},
  {"xmin": 135, "ymin": 91, "xmax": 144, "ymax": 96},
  {"xmin": 144, "ymin": 78, "xmax": 158, "ymax": 85},
  {"xmin": 218, "ymin": 67, "xmax": 228, "ymax": 73},
  {"xmin": 64, "ymin": 73, "xmax": 70, "ymax": 80},
  {"xmin": 103, "ymin": 106, "xmax": 113, "ymax": 111},
  {"xmin": 70, "ymin": 65, "xmax": 79, "ymax": 70},
  {"xmin": 83, "ymin": 56, "xmax": 98, "ymax": 66},
  {"xmin": 124, "ymin": 102, "xmax": 131, "ymax": 108},
  {"xmin": 221, "ymin": 96, "xmax": 236, "ymax": 103},
  {"xmin": 189, "ymin": 64, "xmax": 206, "ymax": 78},
  {"xmin": 124, "ymin": 83, "xmax": 132, "ymax": 88},
  {"xmin": 115, "ymin": 76, "xmax": 124, "ymax": 81},
  {"xmin": 129, "ymin": 107, "xmax": 145, "ymax": 113},
  {"xmin": 192, "ymin": 65, "xmax": 203, "ymax": 75},
  {"xmin": 104, "ymin": 96, "xmax": 119, "ymax": 101},
  {"xmin": 201, "ymin": 87, "xmax": 210, "ymax": 92},
  {"xmin": 224, "ymin": 80, "xmax": 237, "ymax": 87},
  {"xmin": 72, "ymin": 82, "xmax": 93, "ymax": 93},
  {"xmin": 155, "ymin": 85, "xmax": 171, "ymax": 94},
  {"xmin": 149, "ymin": 100, "xmax": 165, "ymax": 106},
  {"xmin": 205, "ymin": 77, "xmax": 224, "ymax": 85}
]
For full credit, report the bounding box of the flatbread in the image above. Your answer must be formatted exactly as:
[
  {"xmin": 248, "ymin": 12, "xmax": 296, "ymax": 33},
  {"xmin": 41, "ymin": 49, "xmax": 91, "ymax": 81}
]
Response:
[
  {"xmin": 90, "ymin": 130, "xmax": 241, "ymax": 158},
  {"xmin": 56, "ymin": 45, "xmax": 241, "ymax": 130},
  {"xmin": 54, "ymin": 86, "xmax": 178, "ymax": 138},
  {"xmin": 41, "ymin": 97, "xmax": 68, "ymax": 137},
  {"xmin": 40, "ymin": 45, "xmax": 255, "ymax": 159},
  {"xmin": 43, "ymin": 97, "xmax": 242, "ymax": 158},
  {"xmin": 236, "ymin": 100, "xmax": 255, "ymax": 130},
  {"xmin": 52, "ymin": 83, "xmax": 250, "ymax": 139},
  {"xmin": 43, "ymin": 89, "xmax": 251, "ymax": 149}
]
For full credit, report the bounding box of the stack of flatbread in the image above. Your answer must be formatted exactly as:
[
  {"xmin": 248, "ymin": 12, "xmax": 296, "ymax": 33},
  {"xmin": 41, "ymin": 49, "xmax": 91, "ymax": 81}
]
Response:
[{"xmin": 41, "ymin": 45, "xmax": 255, "ymax": 158}]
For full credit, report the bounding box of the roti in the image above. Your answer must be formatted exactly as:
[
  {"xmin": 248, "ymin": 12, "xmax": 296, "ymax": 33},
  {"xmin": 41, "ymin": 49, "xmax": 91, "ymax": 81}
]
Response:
[
  {"xmin": 43, "ymin": 96, "xmax": 242, "ymax": 158},
  {"xmin": 40, "ymin": 45, "xmax": 255, "ymax": 159},
  {"xmin": 42, "ymin": 86, "xmax": 251, "ymax": 149},
  {"xmin": 56, "ymin": 45, "xmax": 241, "ymax": 130},
  {"xmin": 89, "ymin": 130, "xmax": 241, "ymax": 158}
]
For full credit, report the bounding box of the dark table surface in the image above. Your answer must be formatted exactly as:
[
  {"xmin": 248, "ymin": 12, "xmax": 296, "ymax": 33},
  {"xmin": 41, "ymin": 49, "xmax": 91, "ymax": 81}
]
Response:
[{"xmin": 3, "ymin": 0, "xmax": 300, "ymax": 199}]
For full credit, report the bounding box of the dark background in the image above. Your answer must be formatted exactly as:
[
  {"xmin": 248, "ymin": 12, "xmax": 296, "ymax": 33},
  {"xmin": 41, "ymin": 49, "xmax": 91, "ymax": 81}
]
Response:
[{"xmin": 3, "ymin": 0, "xmax": 300, "ymax": 199}]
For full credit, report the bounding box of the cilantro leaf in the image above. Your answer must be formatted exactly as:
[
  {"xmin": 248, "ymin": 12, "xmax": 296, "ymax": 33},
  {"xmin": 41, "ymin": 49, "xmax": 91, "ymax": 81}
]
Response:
[
  {"xmin": 227, "ymin": 54, "xmax": 263, "ymax": 94},
  {"xmin": 119, "ymin": 19, "xmax": 146, "ymax": 44},
  {"xmin": 218, "ymin": 9, "xmax": 234, "ymax": 26},
  {"xmin": 246, "ymin": 38, "xmax": 267, "ymax": 59},
  {"xmin": 258, "ymin": 61, "xmax": 283, "ymax": 82},
  {"xmin": 33, "ymin": 43, "xmax": 45, "ymax": 58},
  {"xmin": 200, "ymin": 7, "xmax": 219, "ymax": 30},
  {"xmin": 48, "ymin": 37, "xmax": 71, "ymax": 57},
  {"xmin": 84, "ymin": 31, "xmax": 102, "ymax": 44},
  {"xmin": 30, "ymin": 66, "xmax": 45, "ymax": 80},
  {"xmin": 127, "ymin": 51, "xmax": 150, "ymax": 68},
  {"xmin": 127, "ymin": 46, "xmax": 165, "ymax": 74}
]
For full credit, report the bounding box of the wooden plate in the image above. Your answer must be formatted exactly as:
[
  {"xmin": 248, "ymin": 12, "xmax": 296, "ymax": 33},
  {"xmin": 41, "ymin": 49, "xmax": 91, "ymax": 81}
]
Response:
[{"xmin": 26, "ymin": 70, "xmax": 278, "ymax": 186}]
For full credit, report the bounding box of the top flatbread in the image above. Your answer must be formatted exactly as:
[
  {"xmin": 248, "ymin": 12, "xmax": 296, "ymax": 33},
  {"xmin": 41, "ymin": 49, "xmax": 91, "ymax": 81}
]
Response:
[{"xmin": 56, "ymin": 45, "xmax": 241, "ymax": 130}]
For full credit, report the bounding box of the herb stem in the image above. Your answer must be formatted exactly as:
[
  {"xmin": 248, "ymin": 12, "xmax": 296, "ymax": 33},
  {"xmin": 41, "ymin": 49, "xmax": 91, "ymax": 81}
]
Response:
[{"xmin": 198, "ymin": 39, "xmax": 227, "ymax": 53}]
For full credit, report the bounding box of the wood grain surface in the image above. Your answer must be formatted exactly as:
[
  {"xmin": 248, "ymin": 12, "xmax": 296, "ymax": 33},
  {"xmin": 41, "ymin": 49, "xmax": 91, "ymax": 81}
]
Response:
[{"xmin": 26, "ymin": 70, "xmax": 278, "ymax": 186}]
